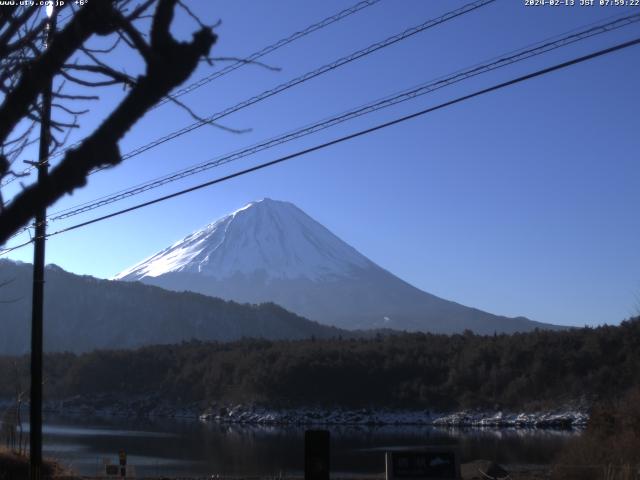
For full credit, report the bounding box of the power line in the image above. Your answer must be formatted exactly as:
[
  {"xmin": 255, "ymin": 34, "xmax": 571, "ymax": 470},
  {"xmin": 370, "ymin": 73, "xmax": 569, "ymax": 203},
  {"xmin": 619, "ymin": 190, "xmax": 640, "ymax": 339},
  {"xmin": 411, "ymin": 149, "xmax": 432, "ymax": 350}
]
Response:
[
  {"xmin": 153, "ymin": 0, "xmax": 383, "ymax": 109},
  {"xmin": 0, "ymin": 0, "xmax": 384, "ymax": 186},
  {"xmin": 0, "ymin": 0, "xmax": 497, "ymax": 243},
  {"xmin": 55, "ymin": 0, "xmax": 495, "ymax": 171},
  {"xmin": 40, "ymin": 11, "xmax": 640, "ymax": 224},
  {"xmin": 2, "ymin": 35, "xmax": 638, "ymax": 257},
  {"xmin": 97, "ymin": 0, "xmax": 495, "ymax": 167},
  {"xmin": 5, "ymin": 10, "xmax": 639, "ymax": 242}
]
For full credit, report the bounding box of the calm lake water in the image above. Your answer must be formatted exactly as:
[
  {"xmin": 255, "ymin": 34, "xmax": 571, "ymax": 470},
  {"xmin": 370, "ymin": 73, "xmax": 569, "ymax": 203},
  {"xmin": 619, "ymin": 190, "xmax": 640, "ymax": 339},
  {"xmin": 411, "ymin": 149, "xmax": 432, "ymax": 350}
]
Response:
[{"xmin": 34, "ymin": 415, "xmax": 580, "ymax": 477}]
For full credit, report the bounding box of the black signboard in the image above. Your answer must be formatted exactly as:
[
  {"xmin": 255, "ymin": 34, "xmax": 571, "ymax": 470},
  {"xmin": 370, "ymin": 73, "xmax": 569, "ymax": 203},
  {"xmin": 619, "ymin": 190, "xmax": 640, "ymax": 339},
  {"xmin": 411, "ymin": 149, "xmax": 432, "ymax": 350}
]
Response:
[
  {"xmin": 385, "ymin": 448, "xmax": 460, "ymax": 480},
  {"xmin": 305, "ymin": 430, "xmax": 330, "ymax": 480},
  {"xmin": 105, "ymin": 465, "xmax": 119, "ymax": 476}
]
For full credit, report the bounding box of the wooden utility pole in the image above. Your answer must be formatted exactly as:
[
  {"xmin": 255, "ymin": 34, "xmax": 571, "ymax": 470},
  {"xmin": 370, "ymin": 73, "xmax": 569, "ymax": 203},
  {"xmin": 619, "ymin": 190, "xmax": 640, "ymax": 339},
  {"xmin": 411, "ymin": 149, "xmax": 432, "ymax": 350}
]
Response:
[{"xmin": 30, "ymin": 7, "xmax": 56, "ymax": 480}]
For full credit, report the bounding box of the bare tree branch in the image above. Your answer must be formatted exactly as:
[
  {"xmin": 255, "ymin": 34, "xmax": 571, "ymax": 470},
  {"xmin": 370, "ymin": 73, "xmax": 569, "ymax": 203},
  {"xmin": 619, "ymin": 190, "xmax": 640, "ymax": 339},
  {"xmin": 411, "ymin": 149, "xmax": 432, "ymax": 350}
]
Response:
[{"xmin": 0, "ymin": 0, "xmax": 217, "ymax": 244}]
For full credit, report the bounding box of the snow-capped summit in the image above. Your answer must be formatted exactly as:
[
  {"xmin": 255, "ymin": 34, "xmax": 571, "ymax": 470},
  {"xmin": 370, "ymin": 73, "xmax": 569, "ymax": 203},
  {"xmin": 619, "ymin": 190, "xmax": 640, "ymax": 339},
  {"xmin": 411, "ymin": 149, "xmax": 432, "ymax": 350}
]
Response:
[
  {"xmin": 115, "ymin": 198, "xmax": 372, "ymax": 282},
  {"xmin": 116, "ymin": 199, "xmax": 559, "ymax": 334}
]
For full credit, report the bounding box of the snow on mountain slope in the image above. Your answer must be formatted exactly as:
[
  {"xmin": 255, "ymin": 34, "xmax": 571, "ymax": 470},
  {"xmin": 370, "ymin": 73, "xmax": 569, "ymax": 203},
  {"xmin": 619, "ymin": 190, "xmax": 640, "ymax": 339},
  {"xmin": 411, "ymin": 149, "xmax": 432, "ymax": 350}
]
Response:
[
  {"xmin": 116, "ymin": 199, "xmax": 561, "ymax": 334},
  {"xmin": 115, "ymin": 199, "xmax": 372, "ymax": 282}
]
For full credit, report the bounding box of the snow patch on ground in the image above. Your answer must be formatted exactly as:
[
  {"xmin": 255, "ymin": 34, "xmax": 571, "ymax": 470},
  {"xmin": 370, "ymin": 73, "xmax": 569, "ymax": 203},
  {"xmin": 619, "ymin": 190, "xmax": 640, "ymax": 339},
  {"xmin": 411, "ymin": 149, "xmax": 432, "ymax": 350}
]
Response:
[{"xmin": 36, "ymin": 395, "xmax": 588, "ymax": 429}]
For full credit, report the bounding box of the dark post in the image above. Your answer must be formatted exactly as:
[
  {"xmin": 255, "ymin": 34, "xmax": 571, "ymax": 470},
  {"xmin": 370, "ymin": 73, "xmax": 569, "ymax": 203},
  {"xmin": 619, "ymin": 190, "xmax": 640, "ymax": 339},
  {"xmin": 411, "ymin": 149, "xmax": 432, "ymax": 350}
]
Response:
[
  {"xmin": 30, "ymin": 7, "xmax": 55, "ymax": 480},
  {"xmin": 119, "ymin": 450, "xmax": 127, "ymax": 477},
  {"xmin": 305, "ymin": 430, "xmax": 330, "ymax": 480}
]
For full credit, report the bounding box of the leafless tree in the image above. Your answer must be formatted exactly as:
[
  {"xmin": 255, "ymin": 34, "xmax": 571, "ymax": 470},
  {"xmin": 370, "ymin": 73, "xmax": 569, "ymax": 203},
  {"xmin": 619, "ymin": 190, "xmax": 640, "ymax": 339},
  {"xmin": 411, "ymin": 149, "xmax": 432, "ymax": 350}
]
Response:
[{"xmin": 0, "ymin": 0, "xmax": 218, "ymax": 245}]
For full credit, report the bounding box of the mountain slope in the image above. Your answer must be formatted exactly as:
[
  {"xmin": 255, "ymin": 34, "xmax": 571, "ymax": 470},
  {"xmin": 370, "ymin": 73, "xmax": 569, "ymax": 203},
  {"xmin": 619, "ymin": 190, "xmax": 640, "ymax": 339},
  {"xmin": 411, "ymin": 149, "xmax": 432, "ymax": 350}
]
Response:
[
  {"xmin": 0, "ymin": 259, "xmax": 346, "ymax": 354},
  {"xmin": 115, "ymin": 199, "xmax": 374, "ymax": 281},
  {"xmin": 116, "ymin": 198, "xmax": 559, "ymax": 334}
]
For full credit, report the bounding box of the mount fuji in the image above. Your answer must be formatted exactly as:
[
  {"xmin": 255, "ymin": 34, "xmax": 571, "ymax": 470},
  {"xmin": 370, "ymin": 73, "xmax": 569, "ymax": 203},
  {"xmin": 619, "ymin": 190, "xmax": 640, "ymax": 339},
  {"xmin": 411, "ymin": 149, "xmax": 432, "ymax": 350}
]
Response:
[{"xmin": 115, "ymin": 198, "xmax": 557, "ymax": 334}]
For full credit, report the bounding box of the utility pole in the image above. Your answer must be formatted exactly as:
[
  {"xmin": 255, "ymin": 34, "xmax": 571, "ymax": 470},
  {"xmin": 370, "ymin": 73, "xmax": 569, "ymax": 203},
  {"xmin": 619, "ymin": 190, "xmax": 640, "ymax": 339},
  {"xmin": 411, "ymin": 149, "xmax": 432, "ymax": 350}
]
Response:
[{"xmin": 30, "ymin": 6, "xmax": 56, "ymax": 480}]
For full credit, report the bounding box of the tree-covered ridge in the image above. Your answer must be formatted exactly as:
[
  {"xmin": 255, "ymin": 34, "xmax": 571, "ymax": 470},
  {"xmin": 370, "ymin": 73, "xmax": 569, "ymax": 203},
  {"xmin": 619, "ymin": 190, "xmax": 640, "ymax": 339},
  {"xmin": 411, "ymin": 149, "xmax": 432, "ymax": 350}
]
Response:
[
  {"xmin": 1, "ymin": 317, "xmax": 638, "ymax": 410},
  {"xmin": 0, "ymin": 259, "xmax": 347, "ymax": 354}
]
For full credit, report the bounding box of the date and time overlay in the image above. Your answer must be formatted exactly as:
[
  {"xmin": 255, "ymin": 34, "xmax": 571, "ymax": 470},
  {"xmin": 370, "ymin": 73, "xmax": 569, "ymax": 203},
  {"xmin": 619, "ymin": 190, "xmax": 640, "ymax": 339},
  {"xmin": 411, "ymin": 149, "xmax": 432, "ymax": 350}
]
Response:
[
  {"xmin": 1, "ymin": 0, "xmax": 640, "ymax": 12},
  {"xmin": 526, "ymin": 0, "xmax": 640, "ymax": 6}
]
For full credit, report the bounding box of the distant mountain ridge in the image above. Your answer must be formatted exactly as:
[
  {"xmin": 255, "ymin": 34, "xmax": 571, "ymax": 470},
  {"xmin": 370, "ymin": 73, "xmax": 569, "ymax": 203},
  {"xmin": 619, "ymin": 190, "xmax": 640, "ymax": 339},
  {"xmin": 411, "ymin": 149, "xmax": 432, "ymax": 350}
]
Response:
[
  {"xmin": 0, "ymin": 259, "xmax": 346, "ymax": 354},
  {"xmin": 116, "ymin": 198, "xmax": 561, "ymax": 334}
]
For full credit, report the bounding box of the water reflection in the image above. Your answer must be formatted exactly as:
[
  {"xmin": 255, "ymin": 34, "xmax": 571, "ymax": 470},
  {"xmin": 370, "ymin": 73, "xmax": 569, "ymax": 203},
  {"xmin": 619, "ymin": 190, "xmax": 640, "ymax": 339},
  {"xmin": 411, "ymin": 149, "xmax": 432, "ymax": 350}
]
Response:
[{"xmin": 39, "ymin": 415, "xmax": 580, "ymax": 477}]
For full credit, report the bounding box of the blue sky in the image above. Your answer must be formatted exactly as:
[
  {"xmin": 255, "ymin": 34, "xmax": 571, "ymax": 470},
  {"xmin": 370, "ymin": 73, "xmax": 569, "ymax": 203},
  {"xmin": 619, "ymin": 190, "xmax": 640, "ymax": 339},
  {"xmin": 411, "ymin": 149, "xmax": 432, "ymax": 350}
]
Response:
[{"xmin": 3, "ymin": 0, "xmax": 640, "ymax": 327}]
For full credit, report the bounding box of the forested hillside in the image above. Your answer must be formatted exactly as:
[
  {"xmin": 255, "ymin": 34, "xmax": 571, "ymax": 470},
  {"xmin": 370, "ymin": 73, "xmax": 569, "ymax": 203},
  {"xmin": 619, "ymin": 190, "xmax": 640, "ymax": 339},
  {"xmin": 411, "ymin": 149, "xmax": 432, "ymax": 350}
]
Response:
[
  {"xmin": 1, "ymin": 318, "xmax": 638, "ymax": 410},
  {"xmin": 0, "ymin": 259, "xmax": 346, "ymax": 354}
]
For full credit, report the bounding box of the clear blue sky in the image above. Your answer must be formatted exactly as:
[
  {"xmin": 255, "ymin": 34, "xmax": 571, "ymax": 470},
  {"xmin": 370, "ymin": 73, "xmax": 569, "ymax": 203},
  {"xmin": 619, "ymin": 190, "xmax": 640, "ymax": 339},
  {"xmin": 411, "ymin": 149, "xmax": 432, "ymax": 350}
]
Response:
[{"xmin": 3, "ymin": 0, "xmax": 640, "ymax": 327}]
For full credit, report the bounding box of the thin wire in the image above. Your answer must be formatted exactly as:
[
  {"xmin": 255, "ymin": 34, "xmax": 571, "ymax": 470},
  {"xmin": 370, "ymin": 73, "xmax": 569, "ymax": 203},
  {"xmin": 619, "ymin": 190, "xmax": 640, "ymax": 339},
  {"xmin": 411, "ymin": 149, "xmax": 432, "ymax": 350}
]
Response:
[
  {"xmin": 82, "ymin": 0, "xmax": 495, "ymax": 175},
  {"xmin": 2, "ymin": 35, "xmax": 638, "ymax": 256},
  {"xmin": 153, "ymin": 0, "xmax": 383, "ymax": 109},
  {"xmin": 39, "ymin": 0, "xmax": 494, "ymax": 174},
  {"xmin": 103, "ymin": 0, "xmax": 495, "ymax": 167},
  {"xmin": 0, "ymin": 0, "xmax": 384, "ymax": 186},
  {"xmin": 42, "ymin": 11, "xmax": 640, "ymax": 223},
  {"xmin": 5, "ymin": 9, "xmax": 639, "ymax": 242}
]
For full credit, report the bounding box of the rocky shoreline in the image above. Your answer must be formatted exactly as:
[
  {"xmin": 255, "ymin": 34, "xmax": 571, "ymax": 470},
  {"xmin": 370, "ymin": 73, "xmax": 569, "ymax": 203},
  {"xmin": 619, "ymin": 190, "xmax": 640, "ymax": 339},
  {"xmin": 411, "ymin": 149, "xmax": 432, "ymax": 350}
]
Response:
[
  {"xmin": 197, "ymin": 405, "xmax": 588, "ymax": 429},
  {"xmin": 1, "ymin": 394, "xmax": 589, "ymax": 429}
]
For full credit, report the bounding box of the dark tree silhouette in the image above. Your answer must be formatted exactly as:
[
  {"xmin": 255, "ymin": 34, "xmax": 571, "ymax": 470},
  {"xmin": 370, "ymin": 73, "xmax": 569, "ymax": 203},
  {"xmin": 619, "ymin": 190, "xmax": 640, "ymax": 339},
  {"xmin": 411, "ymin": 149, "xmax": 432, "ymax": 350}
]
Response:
[
  {"xmin": 0, "ymin": 0, "xmax": 217, "ymax": 244},
  {"xmin": 2, "ymin": 317, "xmax": 638, "ymax": 410}
]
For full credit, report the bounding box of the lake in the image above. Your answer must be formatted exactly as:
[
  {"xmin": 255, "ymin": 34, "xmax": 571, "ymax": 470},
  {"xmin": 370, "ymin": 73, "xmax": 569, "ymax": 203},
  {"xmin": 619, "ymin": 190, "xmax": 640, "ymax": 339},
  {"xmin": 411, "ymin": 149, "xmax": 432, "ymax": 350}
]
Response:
[{"xmin": 34, "ymin": 415, "xmax": 580, "ymax": 477}]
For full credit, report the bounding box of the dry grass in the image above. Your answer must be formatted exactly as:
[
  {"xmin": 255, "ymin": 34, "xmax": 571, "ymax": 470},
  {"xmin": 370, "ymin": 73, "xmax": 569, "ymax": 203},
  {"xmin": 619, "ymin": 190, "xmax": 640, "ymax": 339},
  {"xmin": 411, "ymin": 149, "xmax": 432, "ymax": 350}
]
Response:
[
  {"xmin": 552, "ymin": 387, "xmax": 640, "ymax": 480},
  {"xmin": 0, "ymin": 447, "xmax": 76, "ymax": 479}
]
